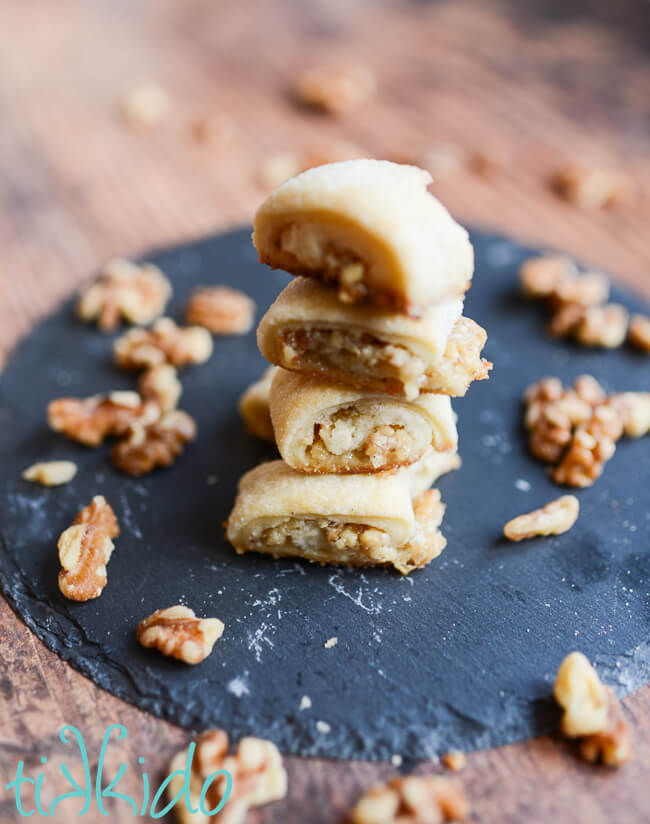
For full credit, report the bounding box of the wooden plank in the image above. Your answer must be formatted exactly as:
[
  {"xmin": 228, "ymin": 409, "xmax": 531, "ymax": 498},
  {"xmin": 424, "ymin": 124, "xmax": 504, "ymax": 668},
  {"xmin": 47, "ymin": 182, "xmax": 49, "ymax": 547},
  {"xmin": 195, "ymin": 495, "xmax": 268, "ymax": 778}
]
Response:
[{"xmin": 0, "ymin": 1, "xmax": 649, "ymax": 821}]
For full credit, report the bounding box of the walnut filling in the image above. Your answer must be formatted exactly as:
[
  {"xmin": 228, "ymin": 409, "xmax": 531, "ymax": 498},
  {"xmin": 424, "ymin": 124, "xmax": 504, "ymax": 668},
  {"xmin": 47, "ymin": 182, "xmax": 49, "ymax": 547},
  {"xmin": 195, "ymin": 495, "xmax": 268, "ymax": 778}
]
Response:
[
  {"xmin": 278, "ymin": 223, "xmax": 368, "ymax": 303},
  {"xmin": 280, "ymin": 327, "xmax": 426, "ymax": 397},
  {"xmin": 307, "ymin": 406, "xmax": 418, "ymax": 471},
  {"xmin": 278, "ymin": 317, "xmax": 490, "ymax": 399}
]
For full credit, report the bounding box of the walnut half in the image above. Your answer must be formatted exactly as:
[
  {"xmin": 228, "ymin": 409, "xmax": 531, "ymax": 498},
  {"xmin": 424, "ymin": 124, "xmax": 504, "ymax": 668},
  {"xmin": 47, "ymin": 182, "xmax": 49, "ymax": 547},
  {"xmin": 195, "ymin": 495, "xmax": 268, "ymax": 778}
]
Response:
[
  {"xmin": 185, "ymin": 286, "xmax": 255, "ymax": 336},
  {"xmin": 111, "ymin": 409, "xmax": 197, "ymax": 476},
  {"xmin": 77, "ymin": 258, "xmax": 171, "ymax": 331},
  {"xmin": 48, "ymin": 391, "xmax": 151, "ymax": 446},
  {"xmin": 137, "ymin": 605, "xmax": 224, "ymax": 665},
  {"xmin": 554, "ymin": 652, "xmax": 633, "ymax": 767},
  {"xmin": 167, "ymin": 728, "xmax": 287, "ymax": 824},
  {"xmin": 504, "ymin": 495, "xmax": 579, "ymax": 541},
  {"xmin": 58, "ymin": 496, "xmax": 120, "ymax": 601},
  {"xmin": 114, "ymin": 317, "xmax": 213, "ymax": 371},
  {"xmin": 350, "ymin": 775, "xmax": 470, "ymax": 824}
]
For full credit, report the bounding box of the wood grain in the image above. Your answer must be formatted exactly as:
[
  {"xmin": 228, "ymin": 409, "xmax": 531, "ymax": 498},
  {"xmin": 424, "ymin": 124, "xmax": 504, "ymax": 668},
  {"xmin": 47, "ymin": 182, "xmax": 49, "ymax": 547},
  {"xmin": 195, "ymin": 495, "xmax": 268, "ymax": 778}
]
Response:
[{"xmin": 0, "ymin": 1, "xmax": 649, "ymax": 821}]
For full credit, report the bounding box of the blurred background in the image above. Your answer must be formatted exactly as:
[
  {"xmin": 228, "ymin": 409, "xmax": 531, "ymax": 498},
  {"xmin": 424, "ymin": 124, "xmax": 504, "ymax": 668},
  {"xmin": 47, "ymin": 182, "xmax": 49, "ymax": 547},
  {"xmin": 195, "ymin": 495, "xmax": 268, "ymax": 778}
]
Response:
[{"xmin": 0, "ymin": 0, "xmax": 649, "ymax": 365}]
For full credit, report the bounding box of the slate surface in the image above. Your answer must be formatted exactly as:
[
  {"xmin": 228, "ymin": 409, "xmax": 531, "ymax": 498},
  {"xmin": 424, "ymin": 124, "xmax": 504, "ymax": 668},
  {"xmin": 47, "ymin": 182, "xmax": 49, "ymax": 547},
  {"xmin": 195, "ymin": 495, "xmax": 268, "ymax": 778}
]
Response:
[{"xmin": 0, "ymin": 227, "xmax": 648, "ymax": 762}]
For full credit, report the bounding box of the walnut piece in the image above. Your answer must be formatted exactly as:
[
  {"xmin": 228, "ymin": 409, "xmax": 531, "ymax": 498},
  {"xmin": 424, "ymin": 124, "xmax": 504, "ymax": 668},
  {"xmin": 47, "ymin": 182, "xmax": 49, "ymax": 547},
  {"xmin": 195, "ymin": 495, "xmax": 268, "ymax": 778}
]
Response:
[
  {"xmin": 114, "ymin": 317, "xmax": 213, "ymax": 371},
  {"xmin": 77, "ymin": 258, "xmax": 171, "ymax": 331},
  {"xmin": 628, "ymin": 314, "xmax": 650, "ymax": 353},
  {"xmin": 23, "ymin": 460, "xmax": 77, "ymax": 486},
  {"xmin": 111, "ymin": 409, "xmax": 197, "ymax": 476},
  {"xmin": 552, "ymin": 405, "xmax": 623, "ymax": 487},
  {"xmin": 605, "ymin": 392, "xmax": 650, "ymax": 438},
  {"xmin": 167, "ymin": 729, "xmax": 287, "ymax": 824},
  {"xmin": 519, "ymin": 256, "xmax": 577, "ymax": 300},
  {"xmin": 554, "ymin": 652, "xmax": 633, "ymax": 767},
  {"xmin": 121, "ymin": 81, "xmax": 170, "ymax": 127},
  {"xmin": 185, "ymin": 286, "xmax": 255, "ymax": 335},
  {"xmin": 574, "ymin": 304, "xmax": 629, "ymax": 348},
  {"xmin": 504, "ymin": 495, "xmax": 579, "ymax": 541},
  {"xmin": 137, "ymin": 605, "xmax": 224, "ymax": 664},
  {"xmin": 349, "ymin": 775, "xmax": 470, "ymax": 824},
  {"xmin": 294, "ymin": 62, "xmax": 376, "ymax": 115},
  {"xmin": 58, "ymin": 495, "xmax": 119, "ymax": 601},
  {"xmin": 48, "ymin": 391, "xmax": 152, "ymax": 446},
  {"xmin": 238, "ymin": 366, "xmax": 276, "ymax": 441},
  {"xmin": 441, "ymin": 751, "xmax": 467, "ymax": 772},
  {"xmin": 551, "ymin": 165, "xmax": 633, "ymax": 210},
  {"xmin": 138, "ymin": 364, "xmax": 182, "ymax": 413}
]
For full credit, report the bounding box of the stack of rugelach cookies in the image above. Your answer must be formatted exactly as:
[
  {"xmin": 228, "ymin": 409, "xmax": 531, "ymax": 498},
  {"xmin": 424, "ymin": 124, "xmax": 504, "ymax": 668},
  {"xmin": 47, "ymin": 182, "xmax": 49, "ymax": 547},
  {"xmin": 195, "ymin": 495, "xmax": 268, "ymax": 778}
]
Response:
[{"xmin": 227, "ymin": 159, "xmax": 491, "ymax": 574}]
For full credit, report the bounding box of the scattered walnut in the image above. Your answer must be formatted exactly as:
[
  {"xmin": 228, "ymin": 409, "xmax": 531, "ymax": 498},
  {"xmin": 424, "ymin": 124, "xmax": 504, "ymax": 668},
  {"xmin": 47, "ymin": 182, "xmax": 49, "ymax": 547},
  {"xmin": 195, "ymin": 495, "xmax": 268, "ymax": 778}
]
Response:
[
  {"xmin": 628, "ymin": 314, "xmax": 650, "ymax": 353},
  {"xmin": 48, "ymin": 391, "xmax": 152, "ymax": 446},
  {"xmin": 138, "ymin": 364, "xmax": 182, "ymax": 413},
  {"xmin": 606, "ymin": 392, "xmax": 650, "ymax": 438},
  {"xmin": 441, "ymin": 751, "xmax": 467, "ymax": 772},
  {"xmin": 111, "ymin": 409, "xmax": 197, "ymax": 476},
  {"xmin": 167, "ymin": 729, "xmax": 287, "ymax": 824},
  {"xmin": 121, "ymin": 81, "xmax": 170, "ymax": 127},
  {"xmin": 551, "ymin": 165, "xmax": 633, "ymax": 210},
  {"xmin": 23, "ymin": 460, "xmax": 77, "ymax": 487},
  {"xmin": 238, "ymin": 366, "xmax": 276, "ymax": 441},
  {"xmin": 519, "ymin": 256, "xmax": 577, "ymax": 300},
  {"xmin": 574, "ymin": 304, "xmax": 629, "ymax": 348},
  {"xmin": 294, "ymin": 62, "xmax": 376, "ymax": 115},
  {"xmin": 349, "ymin": 775, "xmax": 470, "ymax": 824},
  {"xmin": 137, "ymin": 605, "xmax": 224, "ymax": 664},
  {"xmin": 552, "ymin": 405, "xmax": 622, "ymax": 488},
  {"xmin": 504, "ymin": 495, "xmax": 579, "ymax": 541},
  {"xmin": 554, "ymin": 652, "xmax": 632, "ymax": 767},
  {"xmin": 77, "ymin": 258, "xmax": 171, "ymax": 331},
  {"xmin": 57, "ymin": 496, "xmax": 119, "ymax": 601},
  {"xmin": 547, "ymin": 303, "xmax": 585, "ymax": 339},
  {"xmin": 551, "ymin": 271, "xmax": 610, "ymax": 308},
  {"xmin": 524, "ymin": 377, "xmax": 594, "ymax": 464},
  {"xmin": 185, "ymin": 286, "xmax": 255, "ymax": 335},
  {"xmin": 573, "ymin": 374, "xmax": 607, "ymax": 406},
  {"xmin": 114, "ymin": 317, "xmax": 213, "ymax": 371}
]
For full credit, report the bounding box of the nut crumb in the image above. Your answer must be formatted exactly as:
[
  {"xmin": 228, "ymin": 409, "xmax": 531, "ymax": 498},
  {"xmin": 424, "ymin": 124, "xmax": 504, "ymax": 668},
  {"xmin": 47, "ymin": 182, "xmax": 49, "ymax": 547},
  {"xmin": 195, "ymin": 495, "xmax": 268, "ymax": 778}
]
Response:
[
  {"xmin": 137, "ymin": 605, "xmax": 224, "ymax": 664},
  {"xmin": 121, "ymin": 81, "xmax": 170, "ymax": 127},
  {"xmin": 77, "ymin": 258, "xmax": 171, "ymax": 331},
  {"xmin": 185, "ymin": 285, "xmax": 255, "ymax": 335},
  {"xmin": 138, "ymin": 364, "xmax": 181, "ymax": 413},
  {"xmin": 300, "ymin": 695, "xmax": 312, "ymax": 711},
  {"xmin": 574, "ymin": 304, "xmax": 629, "ymax": 349},
  {"xmin": 23, "ymin": 460, "xmax": 77, "ymax": 487},
  {"xmin": 316, "ymin": 721, "xmax": 331, "ymax": 734},
  {"xmin": 114, "ymin": 317, "xmax": 213, "ymax": 371},
  {"xmin": 294, "ymin": 62, "xmax": 376, "ymax": 115},
  {"xmin": 58, "ymin": 495, "xmax": 119, "ymax": 601},
  {"xmin": 628, "ymin": 314, "xmax": 650, "ymax": 353},
  {"xmin": 324, "ymin": 636, "xmax": 338, "ymax": 649},
  {"xmin": 48, "ymin": 391, "xmax": 153, "ymax": 446},
  {"xmin": 551, "ymin": 165, "xmax": 633, "ymax": 210},
  {"xmin": 504, "ymin": 495, "xmax": 579, "ymax": 541},
  {"xmin": 111, "ymin": 409, "xmax": 197, "ymax": 476},
  {"xmin": 442, "ymin": 750, "xmax": 467, "ymax": 772},
  {"xmin": 554, "ymin": 651, "xmax": 633, "ymax": 766},
  {"xmin": 349, "ymin": 775, "xmax": 470, "ymax": 823},
  {"xmin": 390, "ymin": 754, "xmax": 403, "ymax": 768},
  {"xmin": 167, "ymin": 729, "xmax": 287, "ymax": 824}
]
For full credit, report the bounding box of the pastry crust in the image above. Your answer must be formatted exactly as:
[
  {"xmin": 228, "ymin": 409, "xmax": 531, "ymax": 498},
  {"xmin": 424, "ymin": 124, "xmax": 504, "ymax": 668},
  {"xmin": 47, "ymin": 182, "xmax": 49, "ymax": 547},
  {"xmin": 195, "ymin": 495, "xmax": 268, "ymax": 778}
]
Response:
[
  {"xmin": 238, "ymin": 366, "xmax": 277, "ymax": 441},
  {"xmin": 405, "ymin": 447, "xmax": 461, "ymax": 498},
  {"xmin": 257, "ymin": 278, "xmax": 489, "ymax": 399},
  {"xmin": 226, "ymin": 460, "xmax": 446, "ymax": 574},
  {"xmin": 270, "ymin": 369, "xmax": 457, "ymax": 473},
  {"xmin": 252, "ymin": 159, "xmax": 474, "ymax": 314}
]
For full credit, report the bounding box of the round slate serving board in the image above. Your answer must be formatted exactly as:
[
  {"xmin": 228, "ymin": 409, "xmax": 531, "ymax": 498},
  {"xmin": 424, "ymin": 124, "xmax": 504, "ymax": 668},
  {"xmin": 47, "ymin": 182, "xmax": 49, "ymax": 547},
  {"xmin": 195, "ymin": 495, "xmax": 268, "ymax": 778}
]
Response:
[{"xmin": 0, "ymin": 228, "xmax": 648, "ymax": 763}]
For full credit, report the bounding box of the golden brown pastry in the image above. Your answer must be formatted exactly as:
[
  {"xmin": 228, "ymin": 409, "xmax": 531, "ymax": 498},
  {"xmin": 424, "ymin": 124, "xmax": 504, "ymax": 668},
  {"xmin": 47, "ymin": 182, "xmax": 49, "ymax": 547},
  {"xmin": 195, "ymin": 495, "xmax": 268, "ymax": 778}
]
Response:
[
  {"xmin": 226, "ymin": 460, "xmax": 446, "ymax": 574},
  {"xmin": 270, "ymin": 368, "xmax": 457, "ymax": 473},
  {"xmin": 252, "ymin": 159, "xmax": 474, "ymax": 314},
  {"xmin": 257, "ymin": 278, "xmax": 489, "ymax": 399},
  {"xmin": 238, "ymin": 366, "xmax": 277, "ymax": 441}
]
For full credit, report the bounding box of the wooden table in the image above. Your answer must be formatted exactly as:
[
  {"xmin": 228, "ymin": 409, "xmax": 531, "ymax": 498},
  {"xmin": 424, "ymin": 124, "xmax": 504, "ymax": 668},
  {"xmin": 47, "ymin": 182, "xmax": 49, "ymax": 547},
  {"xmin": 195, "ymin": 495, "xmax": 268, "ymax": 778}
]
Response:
[{"xmin": 1, "ymin": 1, "xmax": 649, "ymax": 821}]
